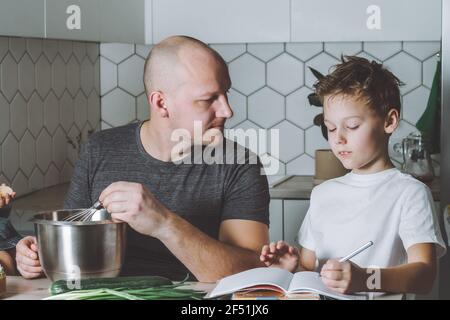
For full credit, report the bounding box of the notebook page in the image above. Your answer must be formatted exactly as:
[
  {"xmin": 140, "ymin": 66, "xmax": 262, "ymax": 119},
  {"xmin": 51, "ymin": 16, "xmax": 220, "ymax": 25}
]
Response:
[
  {"xmin": 207, "ymin": 267, "xmax": 294, "ymax": 298},
  {"xmin": 289, "ymin": 271, "xmax": 367, "ymax": 300}
]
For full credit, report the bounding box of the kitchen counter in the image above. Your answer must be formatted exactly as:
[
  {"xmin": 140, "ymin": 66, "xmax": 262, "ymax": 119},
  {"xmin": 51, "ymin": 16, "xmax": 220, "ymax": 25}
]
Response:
[
  {"xmin": 1, "ymin": 276, "xmax": 403, "ymax": 300},
  {"xmin": 269, "ymin": 175, "xmax": 441, "ymax": 201}
]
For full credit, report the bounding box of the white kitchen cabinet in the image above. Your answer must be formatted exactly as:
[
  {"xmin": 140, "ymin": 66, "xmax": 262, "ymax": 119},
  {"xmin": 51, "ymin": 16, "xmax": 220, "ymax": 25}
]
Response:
[
  {"xmin": 283, "ymin": 200, "xmax": 310, "ymax": 246},
  {"xmin": 152, "ymin": 0, "xmax": 290, "ymax": 44},
  {"xmin": 269, "ymin": 199, "xmax": 283, "ymax": 242},
  {"xmin": 291, "ymin": 0, "xmax": 441, "ymax": 42}
]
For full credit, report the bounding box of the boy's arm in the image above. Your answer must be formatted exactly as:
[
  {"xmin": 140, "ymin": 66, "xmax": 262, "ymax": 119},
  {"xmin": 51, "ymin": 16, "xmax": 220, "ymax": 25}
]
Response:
[{"xmin": 298, "ymin": 247, "xmax": 317, "ymax": 272}]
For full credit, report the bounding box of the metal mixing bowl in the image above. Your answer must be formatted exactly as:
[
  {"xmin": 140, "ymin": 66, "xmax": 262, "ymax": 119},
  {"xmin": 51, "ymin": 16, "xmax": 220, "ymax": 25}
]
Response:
[{"xmin": 32, "ymin": 209, "xmax": 127, "ymax": 281}]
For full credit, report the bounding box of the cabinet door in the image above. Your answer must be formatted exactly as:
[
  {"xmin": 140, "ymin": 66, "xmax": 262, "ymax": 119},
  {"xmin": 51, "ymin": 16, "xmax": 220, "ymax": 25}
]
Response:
[
  {"xmin": 269, "ymin": 199, "xmax": 283, "ymax": 242},
  {"xmin": 46, "ymin": 0, "xmax": 100, "ymax": 41},
  {"xmin": 0, "ymin": 0, "xmax": 45, "ymax": 38},
  {"xmin": 283, "ymin": 200, "xmax": 310, "ymax": 246},
  {"xmin": 152, "ymin": 0, "xmax": 290, "ymax": 44},
  {"xmin": 291, "ymin": 0, "xmax": 441, "ymax": 42}
]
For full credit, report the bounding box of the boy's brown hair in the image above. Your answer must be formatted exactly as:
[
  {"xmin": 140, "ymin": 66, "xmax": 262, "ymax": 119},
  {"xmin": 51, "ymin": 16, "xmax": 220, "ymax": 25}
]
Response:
[{"xmin": 314, "ymin": 55, "xmax": 403, "ymax": 118}]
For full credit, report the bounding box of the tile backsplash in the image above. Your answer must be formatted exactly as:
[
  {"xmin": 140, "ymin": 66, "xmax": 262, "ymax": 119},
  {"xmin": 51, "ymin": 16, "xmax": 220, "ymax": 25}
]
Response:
[
  {"xmin": 100, "ymin": 41, "xmax": 441, "ymax": 176},
  {"xmin": 0, "ymin": 36, "xmax": 101, "ymax": 197}
]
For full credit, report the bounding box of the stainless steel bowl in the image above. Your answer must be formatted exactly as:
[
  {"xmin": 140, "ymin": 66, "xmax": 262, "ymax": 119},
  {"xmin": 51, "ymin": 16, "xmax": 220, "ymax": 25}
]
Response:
[{"xmin": 32, "ymin": 209, "xmax": 126, "ymax": 281}]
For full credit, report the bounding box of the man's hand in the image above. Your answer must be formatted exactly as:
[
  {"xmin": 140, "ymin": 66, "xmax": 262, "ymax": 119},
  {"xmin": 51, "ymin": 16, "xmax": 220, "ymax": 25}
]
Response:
[
  {"xmin": 99, "ymin": 182, "xmax": 170, "ymax": 238},
  {"xmin": 0, "ymin": 183, "xmax": 16, "ymax": 208},
  {"xmin": 15, "ymin": 236, "xmax": 44, "ymax": 279},
  {"xmin": 320, "ymin": 259, "xmax": 366, "ymax": 294},
  {"xmin": 259, "ymin": 240, "xmax": 299, "ymax": 272}
]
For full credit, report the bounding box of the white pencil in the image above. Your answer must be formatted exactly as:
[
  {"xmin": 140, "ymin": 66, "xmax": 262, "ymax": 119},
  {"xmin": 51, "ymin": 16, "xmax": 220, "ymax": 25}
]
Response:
[{"xmin": 339, "ymin": 241, "xmax": 374, "ymax": 262}]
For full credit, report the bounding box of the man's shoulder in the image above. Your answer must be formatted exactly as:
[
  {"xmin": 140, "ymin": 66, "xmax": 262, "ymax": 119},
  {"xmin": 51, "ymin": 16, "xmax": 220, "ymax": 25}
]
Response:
[
  {"xmin": 221, "ymin": 138, "xmax": 261, "ymax": 166},
  {"xmin": 88, "ymin": 122, "xmax": 139, "ymax": 148}
]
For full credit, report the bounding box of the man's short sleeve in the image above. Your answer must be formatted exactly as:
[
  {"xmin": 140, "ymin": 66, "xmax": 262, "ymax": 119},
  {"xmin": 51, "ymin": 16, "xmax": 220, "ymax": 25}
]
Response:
[
  {"xmin": 399, "ymin": 183, "xmax": 447, "ymax": 258},
  {"xmin": 221, "ymin": 158, "xmax": 270, "ymax": 226}
]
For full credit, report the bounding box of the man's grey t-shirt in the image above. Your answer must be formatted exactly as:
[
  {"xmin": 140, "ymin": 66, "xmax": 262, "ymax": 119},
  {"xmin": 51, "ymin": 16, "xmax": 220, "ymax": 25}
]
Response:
[{"xmin": 64, "ymin": 121, "xmax": 270, "ymax": 280}]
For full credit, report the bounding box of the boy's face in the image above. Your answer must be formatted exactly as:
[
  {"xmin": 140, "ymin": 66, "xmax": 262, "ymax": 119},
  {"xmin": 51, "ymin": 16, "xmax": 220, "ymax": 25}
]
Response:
[{"xmin": 323, "ymin": 94, "xmax": 393, "ymax": 174}]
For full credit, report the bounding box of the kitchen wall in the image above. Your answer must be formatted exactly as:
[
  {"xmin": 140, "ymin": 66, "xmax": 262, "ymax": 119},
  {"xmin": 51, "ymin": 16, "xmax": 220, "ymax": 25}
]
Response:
[
  {"xmin": 0, "ymin": 36, "xmax": 101, "ymax": 197},
  {"xmin": 100, "ymin": 41, "xmax": 441, "ymax": 176}
]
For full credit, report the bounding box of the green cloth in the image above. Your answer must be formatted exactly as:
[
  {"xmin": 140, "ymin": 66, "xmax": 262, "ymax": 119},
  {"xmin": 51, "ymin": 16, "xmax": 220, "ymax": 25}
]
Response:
[{"xmin": 416, "ymin": 60, "xmax": 441, "ymax": 154}]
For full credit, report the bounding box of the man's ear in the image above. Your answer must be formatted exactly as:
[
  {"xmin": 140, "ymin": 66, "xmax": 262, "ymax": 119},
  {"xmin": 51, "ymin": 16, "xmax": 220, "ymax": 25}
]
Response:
[
  {"xmin": 384, "ymin": 108, "xmax": 399, "ymax": 134},
  {"xmin": 149, "ymin": 91, "xmax": 169, "ymax": 118}
]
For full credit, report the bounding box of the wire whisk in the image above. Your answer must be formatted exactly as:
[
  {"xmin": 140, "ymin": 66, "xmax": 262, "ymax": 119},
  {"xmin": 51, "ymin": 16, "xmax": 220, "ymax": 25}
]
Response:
[{"xmin": 63, "ymin": 201, "xmax": 104, "ymax": 222}]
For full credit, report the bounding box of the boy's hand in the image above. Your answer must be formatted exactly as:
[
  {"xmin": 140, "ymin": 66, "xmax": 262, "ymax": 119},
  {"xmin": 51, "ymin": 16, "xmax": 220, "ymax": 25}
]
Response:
[
  {"xmin": 16, "ymin": 236, "xmax": 44, "ymax": 279},
  {"xmin": 320, "ymin": 259, "xmax": 366, "ymax": 294},
  {"xmin": 259, "ymin": 240, "xmax": 299, "ymax": 272},
  {"xmin": 0, "ymin": 184, "xmax": 16, "ymax": 208}
]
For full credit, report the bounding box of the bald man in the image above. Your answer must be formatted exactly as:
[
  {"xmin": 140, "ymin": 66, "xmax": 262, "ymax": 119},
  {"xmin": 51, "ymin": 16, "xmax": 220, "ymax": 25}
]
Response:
[{"xmin": 15, "ymin": 36, "xmax": 270, "ymax": 282}]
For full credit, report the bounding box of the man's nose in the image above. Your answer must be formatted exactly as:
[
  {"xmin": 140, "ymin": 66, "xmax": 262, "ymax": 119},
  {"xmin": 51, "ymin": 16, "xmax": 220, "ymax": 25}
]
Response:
[{"xmin": 216, "ymin": 96, "xmax": 233, "ymax": 119}]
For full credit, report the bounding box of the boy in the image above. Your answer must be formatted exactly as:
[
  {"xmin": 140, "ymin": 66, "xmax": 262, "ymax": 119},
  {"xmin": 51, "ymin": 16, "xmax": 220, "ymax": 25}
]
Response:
[
  {"xmin": 260, "ymin": 56, "xmax": 446, "ymax": 295},
  {"xmin": 0, "ymin": 184, "xmax": 21, "ymax": 275}
]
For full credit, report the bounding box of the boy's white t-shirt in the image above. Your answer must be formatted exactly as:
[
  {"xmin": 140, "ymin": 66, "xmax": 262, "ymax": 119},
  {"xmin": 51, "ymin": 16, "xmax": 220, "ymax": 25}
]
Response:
[{"xmin": 298, "ymin": 168, "xmax": 446, "ymax": 269}]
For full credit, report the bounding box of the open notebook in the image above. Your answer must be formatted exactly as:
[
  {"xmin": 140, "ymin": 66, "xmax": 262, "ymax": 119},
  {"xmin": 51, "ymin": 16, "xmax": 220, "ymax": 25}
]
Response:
[{"xmin": 207, "ymin": 267, "xmax": 367, "ymax": 300}]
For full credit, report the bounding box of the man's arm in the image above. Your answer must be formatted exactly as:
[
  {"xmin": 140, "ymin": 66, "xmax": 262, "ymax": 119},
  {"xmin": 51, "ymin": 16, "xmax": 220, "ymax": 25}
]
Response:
[{"xmin": 156, "ymin": 216, "xmax": 268, "ymax": 283}]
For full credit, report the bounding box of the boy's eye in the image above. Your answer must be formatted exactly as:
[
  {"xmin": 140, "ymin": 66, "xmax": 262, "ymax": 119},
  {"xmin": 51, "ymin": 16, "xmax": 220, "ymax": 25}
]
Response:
[
  {"xmin": 327, "ymin": 128, "xmax": 336, "ymax": 133},
  {"xmin": 347, "ymin": 125, "xmax": 359, "ymax": 130}
]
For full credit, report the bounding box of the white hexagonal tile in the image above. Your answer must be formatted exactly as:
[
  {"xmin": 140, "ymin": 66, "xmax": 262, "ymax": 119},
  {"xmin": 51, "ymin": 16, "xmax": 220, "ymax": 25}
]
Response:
[
  {"xmin": 209, "ymin": 44, "xmax": 246, "ymax": 62},
  {"xmin": 423, "ymin": 55, "xmax": 439, "ymax": 89},
  {"xmin": 18, "ymin": 54, "xmax": 35, "ymax": 100},
  {"xmin": 403, "ymin": 42, "xmax": 440, "ymax": 61},
  {"xmin": 402, "ymin": 86, "xmax": 430, "ymax": 125},
  {"xmin": 248, "ymin": 88, "xmax": 284, "ymax": 128},
  {"xmin": 72, "ymin": 42, "xmax": 86, "ymax": 62},
  {"xmin": 267, "ymin": 53, "xmax": 304, "ymax": 95},
  {"xmin": 2, "ymin": 133, "xmax": 19, "ymax": 180},
  {"xmin": 26, "ymin": 38, "xmax": 43, "ymax": 63},
  {"xmin": 100, "ymin": 56, "xmax": 117, "ymax": 95},
  {"xmin": 94, "ymin": 58, "xmax": 100, "ymax": 94},
  {"xmin": 247, "ymin": 43, "xmax": 284, "ymax": 62},
  {"xmin": 66, "ymin": 56, "xmax": 80, "ymax": 96},
  {"xmin": 1, "ymin": 54, "xmax": 18, "ymax": 101},
  {"xmin": 228, "ymin": 53, "xmax": 265, "ymax": 95},
  {"xmin": 19, "ymin": 130, "xmax": 36, "ymax": 177},
  {"xmin": 389, "ymin": 120, "xmax": 419, "ymax": 163},
  {"xmin": 11, "ymin": 171, "xmax": 28, "ymax": 197},
  {"xmin": 60, "ymin": 91, "xmax": 74, "ymax": 132},
  {"xmin": 57, "ymin": 40, "xmax": 73, "ymax": 63},
  {"xmin": 225, "ymin": 120, "xmax": 265, "ymax": 156},
  {"xmin": 363, "ymin": 42, "xmax": 402, "ymax": 61},
  {"xmin": 80, "ymin": 57, "xmax": 94, "ymax": 95},
  {"xmin": 384, "ymin": 52, "xmax": 421, "ymax": 94},
  {"xmin": 270, "ymin": 121, "xmax": 304, "ymax": 163},
  {"xmin": 87, "ymin": 91, "xmax": 101, "ymax": 130},
  {"xmin": 101, "ymin": 121, "xmax": 113, "ymax": 130},
  {"xmin": 27, "ymin": 92, "xmax": 44, "ymax": 138},
  {"xmin": 118, "ymin": 55, "xmax": 145, "ymax": 96},
  {"xmin": 102, "ymin": 88, "xmax": 135, "ymax": 127},
  {"xmin": 324, "ymin": 42, "xmax": 362, "ymax": 60},
  {"xmin": 67, "ymin": 125, "xmax": 81, "ymax": 165},
  {"xmin": 51, "ymin": 55, "xmax": 66, "ymax": 98},
  {"xmin": 0, "ymin": 37, "xmax": 8, "ymax": 61},
  {"xmin": 100, "ymin": 43, "xmax": 134, "ymax": 64},
  {"xmin": 260, "ymin": 153, "xmax": 285, "ymax": 176},
  {"xmin": 136, "ymin": 93, "xmax": 150, "ymax": 121},
  {"xmin": 0, "ymin": 94, "xmax": 10, "ymax": 143},
  {"xmin": 305, "ymin": 52, "xmax": 339, "ymax": 88},
  {"xmin": 135, "ymin": 44, "xmax": 152, "ymax": 59},
  {"xmin": 43, "ymin": 39, "xmax": 58, "ymax": 62},
  {"xmin": 10, "ymin": 94, "xmax": 27, "ymax": 139},
  {"xmin": 286, "ymin": 87, "xmax": 321, "ymax": 129},
  {"xmin": 9, "ymin": 37, "xmax": 26, "ymax": 61},
  {"xmin": 286, "ymin": 42, "xmax": 323, "ymax": 61},
  {"xmin": 74, "ymin": 92, "xmax": 88, "ymax": 128},
  {"xmin": 52, "ymin": 126, "xmax": 67, "ymax": 170},
  {"xmin": 225, "ymin": 88, "xmax": 246, "ymax": 128},
  {"xmin": 61, "ymin": 161, "xmax": 74, "ymax": 183},
  {"xmin": 44, "ymin": 163, "xmax": 59, "ymax": 187},
  {"xmin": 305, "ymin": 125, "xmax": 329, "ymax": 156},
  {"xmin": 36, "ymin": 129, "xmax": 52, "ymax": 172},
  {"xmin": 36, "ymin": 55, "xmax": 51, "ymax": 98},
  {"xmin": 29, "ymin": 167, "xmax": 44, "ymax": 191},
  {"xmin": 356, "ymin": 51, "xmax": 381, "ymax": 64},
  {"xmin": 286, "ymin": 154, "xmax": 315, "ymax": 175},
  {"xmin": 43, "ymin": 92, "xmax": 59, "ymax": 135},
  {"xmin": 86, "ymin": 42, "xmax": 100, "ymax": 64}
]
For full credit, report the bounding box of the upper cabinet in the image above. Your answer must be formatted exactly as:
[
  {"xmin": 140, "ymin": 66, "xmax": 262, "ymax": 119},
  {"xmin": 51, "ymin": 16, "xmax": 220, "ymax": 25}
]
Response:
[
  {"xmin": 0, "ymin": 0, "xmax": 442, "ymax": 44},
  {"xmin": 152, "ymin": 0, "xmax": 290, "ymax": 43},
  {"xmin": 291, "ymin": 0, "xmax": 442, "ymax": 42}
]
